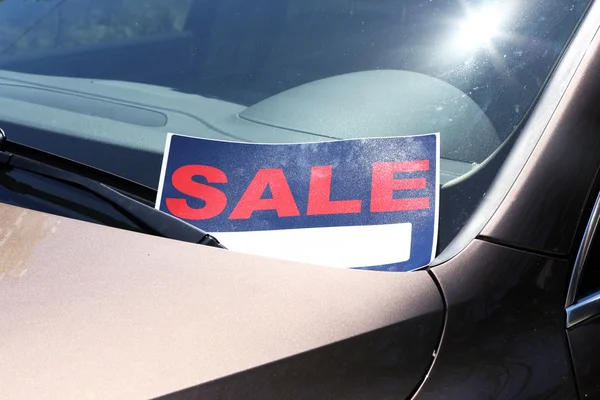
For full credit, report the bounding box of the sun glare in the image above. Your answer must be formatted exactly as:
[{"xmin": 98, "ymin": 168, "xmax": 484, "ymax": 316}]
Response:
[{"xmin": 454, "ymin": 5, "xmax": 505, "ymax": 52}]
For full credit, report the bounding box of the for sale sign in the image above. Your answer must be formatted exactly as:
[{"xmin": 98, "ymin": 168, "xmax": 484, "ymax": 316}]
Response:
[{"xmin": 156, "ymin": 133, "xmax": 439, "ymax": 272}]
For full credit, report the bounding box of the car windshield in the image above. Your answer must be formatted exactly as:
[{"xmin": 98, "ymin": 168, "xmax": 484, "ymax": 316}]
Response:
[{"xmin": 0, "ymin": 0, "xmax": 593, "ymax": 254}]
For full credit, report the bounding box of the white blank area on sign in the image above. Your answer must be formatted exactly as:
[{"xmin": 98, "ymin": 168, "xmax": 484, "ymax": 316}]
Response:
[{"xmin": 214, "ymin": 223, "xmax": 412, "ymax": 269}]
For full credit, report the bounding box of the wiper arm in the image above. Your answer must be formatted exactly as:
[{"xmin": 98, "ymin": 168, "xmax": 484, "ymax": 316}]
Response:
[{"xmin": 0, "ymin": 129, "xmax": 226, "ymax": 249}]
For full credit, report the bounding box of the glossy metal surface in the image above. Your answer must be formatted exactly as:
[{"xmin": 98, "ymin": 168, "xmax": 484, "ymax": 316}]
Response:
[
  {"xmin": 567, "ymin": 291, "xmax": 600, "ymax": 328},
  {"xmin": 479, "ymin": 3, "xmax": 600, "ymax": 255},
  {"xmin": 163, "ymin": 311, "xmax": 442, "ymax": 399},
  {"xmin": 0, "ymin": 203, "xmax": 443, "ymax": 399},
  {"xmin": 566, "ymin": 191, "xmax": 600, "ymax": 307},
  {"xmin": 418, "ymin": 240, "xmax": 577, "ymax": 399},
  {"xmin": 567, "ymin": 313, "xmax": 600, "ymax": 398}
]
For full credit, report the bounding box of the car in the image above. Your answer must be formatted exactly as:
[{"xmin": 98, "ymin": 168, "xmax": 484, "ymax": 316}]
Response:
[{"xmin": 0, "ymin": 0, "xmax": 599, "ymax": 398}]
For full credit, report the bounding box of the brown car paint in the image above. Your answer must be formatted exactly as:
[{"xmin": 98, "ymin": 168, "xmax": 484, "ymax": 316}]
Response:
[{"xmin": 0, "ymin": 203, "xmax": 442, "ymax": 399}]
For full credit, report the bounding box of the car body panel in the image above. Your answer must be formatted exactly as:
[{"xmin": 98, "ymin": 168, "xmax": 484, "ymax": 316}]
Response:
[
  {"xmin": 568, "ymin": 314, "xmax": 600, "ymax": 398},
  {"xmin": 0, "ymin": 203, "xmax": 443, "ymax": 399},
  {"xmin": 162, "ymin": 311, "xmax": 441, "ymax": 399},
  {"xmin": 163, "ymin": 240, "xmax": 580, "ymax": 400},
  {"xmin": 418, "ymin": 241, "xmax": 577, "ymax": 399}
]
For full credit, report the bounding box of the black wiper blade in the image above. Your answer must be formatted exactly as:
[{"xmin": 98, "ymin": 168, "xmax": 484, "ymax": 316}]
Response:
[
  {"xmin": 1, "ymin": 131, "xmax": 157, "ymax": 204},
  {"xmin": 0, "ymin": 129, "xmax": 226, "ymax": 249}
]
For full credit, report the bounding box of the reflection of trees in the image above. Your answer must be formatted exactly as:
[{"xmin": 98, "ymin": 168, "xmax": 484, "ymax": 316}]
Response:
[{"xmin": 0, "ymin": 0, "xmax": 193, "ymax": 55}]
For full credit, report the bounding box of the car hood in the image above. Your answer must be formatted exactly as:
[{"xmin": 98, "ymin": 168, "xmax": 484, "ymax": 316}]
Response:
[{"xmin": 0, "ymin": 202, "xmax": 443, "ymax": 399}]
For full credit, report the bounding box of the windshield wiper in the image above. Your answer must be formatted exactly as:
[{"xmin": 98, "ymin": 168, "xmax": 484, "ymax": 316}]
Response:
[{"xmin": 0, "ymin": 129, "xmax": 226, "ymax": 249}]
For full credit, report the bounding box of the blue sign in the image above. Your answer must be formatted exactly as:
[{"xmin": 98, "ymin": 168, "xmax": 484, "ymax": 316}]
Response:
[{"xmin": 156, "ymin": 133, "xmax": 439, "ymax": 272}]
